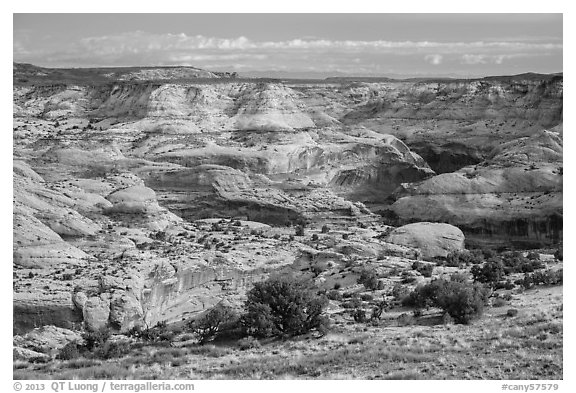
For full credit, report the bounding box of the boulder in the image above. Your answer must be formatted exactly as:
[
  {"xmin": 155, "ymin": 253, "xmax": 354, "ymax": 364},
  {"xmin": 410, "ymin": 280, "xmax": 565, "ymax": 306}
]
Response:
[
  {"xmin": 13, "ymin": 346, "xmax": 50, "ymax": 361},
  {"xmin": 109, "ymin": 292, "xmax": 145, "ymax": 331},
  {"xmin": 13, "ymin": 325, "xmax": 83, "ymax": 355},
  {"xmin": 82, "ymin": 296, "xmax": 111, "ymax": 332},
  {"xmin": 386, "ymin": 222, "xmax": 465, "ymax": 259},
  {"xmin": 106, "ymin": 185, "xmax": 161, "ymax": 214}
]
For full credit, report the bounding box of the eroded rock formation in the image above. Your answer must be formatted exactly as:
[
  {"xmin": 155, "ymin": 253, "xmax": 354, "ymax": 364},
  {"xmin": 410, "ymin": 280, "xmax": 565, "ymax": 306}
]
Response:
[{"xmin": 13, "ymin": 67, "xmax": 562, "ymax": 333}]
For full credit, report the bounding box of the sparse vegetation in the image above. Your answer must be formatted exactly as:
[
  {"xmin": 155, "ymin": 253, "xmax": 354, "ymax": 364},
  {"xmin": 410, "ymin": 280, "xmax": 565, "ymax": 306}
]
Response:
[{"xmin": 443, "ymin": 250, "xmax": 484, "ymax": 267}]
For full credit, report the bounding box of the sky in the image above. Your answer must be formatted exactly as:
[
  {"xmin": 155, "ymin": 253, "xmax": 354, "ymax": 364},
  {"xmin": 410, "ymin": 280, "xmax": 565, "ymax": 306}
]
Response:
[{"xmin": 13, "ymin": 14, "xmax": 563, "ymax": 78}]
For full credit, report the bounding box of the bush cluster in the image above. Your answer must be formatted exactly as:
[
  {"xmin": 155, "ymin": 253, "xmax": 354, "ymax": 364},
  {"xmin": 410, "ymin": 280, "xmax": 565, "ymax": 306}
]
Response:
[
  {"xmin": 471, "ymin": 259, "xmax": 505, "ymax": 285},
  {"xmin": 516, "ymin": 269, "xmax": 563, "ymax": 289},
  {"xmin": 241, "ymin": 276, "xmax": 329, "ymax": 338},
  {"xmin": 442, "ymin": 250, "xmax": 484, "ymax": 267},
  {"xmin": 500, "ymin": 251, "xmax": 544, "ymax": 274},
  {"xmin": 59, "ymin": 328, "xmax": 133, "ymax": 361},
  {"xmin": 402, "ymin": 276, "xmax": 490, "ymax": 324},
  {"xmin": 126, "ymin": 321, "xmax": 173, "ymax": 343}
]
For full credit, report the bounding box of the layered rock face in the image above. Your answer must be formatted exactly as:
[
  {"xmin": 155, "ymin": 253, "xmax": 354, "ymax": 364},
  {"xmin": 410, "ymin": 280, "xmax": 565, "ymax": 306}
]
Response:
[
  {"xmin": 13, "ymin": 68, "xmax": 562, "ymax": 333},
  {"xmin": 390, "ymin": 130, "xmax": 563, "ymax": 248}
]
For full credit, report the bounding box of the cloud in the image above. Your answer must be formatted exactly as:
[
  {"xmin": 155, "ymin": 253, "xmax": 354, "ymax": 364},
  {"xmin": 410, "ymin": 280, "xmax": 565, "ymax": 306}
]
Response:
[
  {"xmin": 12, "ymin": 31, "xmax": 563, "ymax": 76},
  {"xmin": 462, "ymin": 54, "xmax": 489, "ymax": 65},
  {"xmin": 425, "ymin": 54, "xmax": 443, "ymax": 65},
  {"xmin": 461, "ymin": 53, "xmax": 531, "ymax": 65},
  {"xmin": 19, "ymin": 31, "xmax": 563, "ymax": 58}
]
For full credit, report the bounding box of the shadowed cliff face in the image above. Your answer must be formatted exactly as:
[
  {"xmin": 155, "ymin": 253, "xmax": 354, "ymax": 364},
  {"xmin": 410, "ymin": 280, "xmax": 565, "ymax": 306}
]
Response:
[
  {"xmin": 390, "ymin": 130, "xmax": 563, "ymax": 248},
  {"xmin": 13, "ymin": 71, "xmax": 562, "ymax": 332}
]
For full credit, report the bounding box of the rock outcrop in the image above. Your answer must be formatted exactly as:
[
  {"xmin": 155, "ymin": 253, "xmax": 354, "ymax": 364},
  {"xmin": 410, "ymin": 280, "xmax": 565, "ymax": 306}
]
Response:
[
  {"xmin": 386, "ymin": 222, "xmax": 466, "ymax": 259},
  {"xmin": 390, "ymin": 130, "xmax": 563, "ymax": 247}
]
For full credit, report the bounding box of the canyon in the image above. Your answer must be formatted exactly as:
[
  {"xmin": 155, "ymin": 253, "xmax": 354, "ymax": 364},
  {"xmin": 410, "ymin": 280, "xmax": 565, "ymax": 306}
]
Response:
[{"xmin": 13, "ymin": 63, "xmax": 562, "ymax": 337}]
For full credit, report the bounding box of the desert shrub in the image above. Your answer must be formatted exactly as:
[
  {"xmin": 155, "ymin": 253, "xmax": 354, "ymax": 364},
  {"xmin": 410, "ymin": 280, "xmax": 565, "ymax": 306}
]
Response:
[
  {"xmin": 412, "ymin": 261, "xmax": 434, "ymax": 277},
  {"xmin": 311, "ymin": 264, "xmax": 326, "ymax": 276},
  {"xmin": 391, "ymin": 283, "xmax": 410, "ymax": 304},
  {"xmin": 188, "ymin": 304, "xmax": 239, "ymax": 344},
  {"xmin": 82, "ymin": 328, "xmax": 111, "ymax": 351},
  {"xmin": 501, "ymin": 252, "xmax": 544, "ymax": 274},
  {"xmin": 237, "ymin": 336, "xmax": 261, "ymax": 351},
  {"xmin": 295, "ymin": 225, "xmax": 305, "ymax": 237},
  {"xmin": 57, "ymin": 342, "xmax": 82, "ymax": 360},
  {"xmin": 311, "ymin": 234, "xmax": 319, "ymax": 241},
  {"xmin": 370, "ymin": 300, "xmax": 389, "ymax": 321},
  {"xmin": 526, "ymin": 251, "xmax": 540, "ymax": 261},
  {"xmin": 326, "ymin": 289, "xmax": 342, "ymax": 301},
  {"xmin": 360, "ymin": 294, "xmax": 374, "ymax": 301},
  {"xmin": 79, "ymin": 328, "xmax": 133, "ymax": 360},
  {"xmin": 517, "ymin": 269, "xmax": 563, "ymax": 289},
  {"xmin": 494, "ymin": 280, "xmax": 516, "ymax": 290},
  {"xmin": 401, "ymin": 271, "xmax": 418, "ymax": 284},
  {"xmin": 241, "ymin": 276, "xmax": 329, "ymax": 338},
  {"xmin": 93, "ymin": 339, "xmax": 132, "ymax": 360},
  {"xmin": 403, "ymin": 278, "xmax": 490, "ymax": 324},
  {"xmin": 402, "ymin": 281, "xmax": 440, "ymax": 309},
  {"xmin": 471, "ymin": 259, "xmax": 505, "ymax": 285},
  {"xmin": 333, "ymin": 282, "xmax": 341, "ymax": 290},
  {"xmin": 233, "ymin": 220, "xmax": 242, "ymax": 226},
  {"xmin": 342, "ymin": 233, "xmax": 349, "ymax": 240},
  {"xmin": 321, "ymin": 224, "xmax": 330, "ymax": 234},
  {"xmin": 358, "ymin": 269, "xmax": 379, "ymax": 291},
  {"xmin": 507, "ymin": 309, "xmax": 519, "ymax": 317},
  {"xmin": 444, "ymin": 250, "xmax": 484, "ymax": 267},
  {"xmin": 128, "ymin": 321, "xmax": 173, "ymax": 343},
  {"xmin": 352, "ymin": 308, "xmax": 368, "ymax": 323}
]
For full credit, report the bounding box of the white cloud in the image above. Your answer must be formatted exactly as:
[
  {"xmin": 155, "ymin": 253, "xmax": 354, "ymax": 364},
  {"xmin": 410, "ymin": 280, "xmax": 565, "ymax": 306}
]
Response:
[
  {"xmin": 425, "ymin": 54, "xmax": 443, "ymax": 65},
  {"xmin": 461, "ymin": 53, "xmax": 530, "ymax": 65},
  {"xmin": 13, "ymin": 31, "xmax": 563, "ymax": 75},
  {"xmin": 462, "ymin": 54, "xmax": 489, "ymax": 65},
  {"xmin": 63, "ymin": 32, "xmax": 564, "ymax": 54}
]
